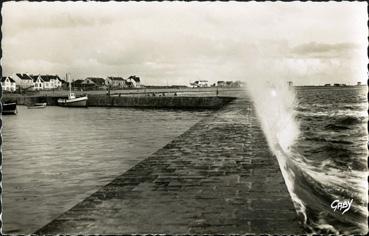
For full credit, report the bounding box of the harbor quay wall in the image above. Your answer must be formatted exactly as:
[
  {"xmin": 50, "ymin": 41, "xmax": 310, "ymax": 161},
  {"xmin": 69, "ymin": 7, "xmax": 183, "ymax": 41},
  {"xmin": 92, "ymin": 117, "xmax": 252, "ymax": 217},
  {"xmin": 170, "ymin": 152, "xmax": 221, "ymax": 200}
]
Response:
[
  {"xmin": 2, "ymin": 87, "xmax": 245, "ymax": 100},
  {"xmin": 36, "ymin": 96, "xmax": 303, "ymax": 234},
  {"xmin": 87, "ymin": 95, "xmax": 235, "ymax": 109},
  {"xmin": 4, "ymin": 94, "xmax": 236, "ymax": 109}
]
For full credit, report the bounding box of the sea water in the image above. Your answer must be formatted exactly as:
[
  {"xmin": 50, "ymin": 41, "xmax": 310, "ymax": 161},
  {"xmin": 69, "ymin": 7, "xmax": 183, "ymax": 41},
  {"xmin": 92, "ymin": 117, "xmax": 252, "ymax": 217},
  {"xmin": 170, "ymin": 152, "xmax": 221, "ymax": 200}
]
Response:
[
  {"xmin": 1, "ymin": 106, "xmax": 211, "ymax": 234},
  {"xmin": 250, "ymin": 85, "xmax": 367, "ymax": 234},
  {"xmin": 2, "ymin": 87, "xmax": 367, "ymax": 234},
  {"xmin": 292, "ymin": 86, "xmax": 368, "ymax": 234}
]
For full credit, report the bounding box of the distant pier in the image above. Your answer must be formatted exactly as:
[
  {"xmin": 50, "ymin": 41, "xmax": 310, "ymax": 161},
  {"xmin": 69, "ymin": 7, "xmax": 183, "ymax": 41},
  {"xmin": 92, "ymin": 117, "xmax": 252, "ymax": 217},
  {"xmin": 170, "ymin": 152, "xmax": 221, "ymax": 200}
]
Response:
[
  {"xmin": 35, "ymin": 96, "xmax": 303, "ymax": 234},
  {"xmin": 2, "ymin": 88, "xmax": 240, "ymax": 109}
]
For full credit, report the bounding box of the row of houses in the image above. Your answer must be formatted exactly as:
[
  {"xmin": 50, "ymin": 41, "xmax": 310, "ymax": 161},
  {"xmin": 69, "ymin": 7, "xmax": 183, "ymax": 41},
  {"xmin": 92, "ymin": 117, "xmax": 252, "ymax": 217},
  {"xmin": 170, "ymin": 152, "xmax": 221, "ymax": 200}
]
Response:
[
  {"xmin": 1, "ymin": 74, "xmax": 65, "ymax": 92},
  {"xmin": 324, "ymin": 82, "xmax": 362, "ymax": 86},
  {"xmin": 1, "ymin": 74, "xmax": 142, "ymax": 92},
  {"xmin": 72, "ymin": 75, "xmax": 141, "ymax": 90},
  {"xmin": 190, "ymin": 80, "xmax": 244, "ymax": 88},
  {"xmin": 216, "ymin": 80, "xmax": 244, "ymax": 88}
]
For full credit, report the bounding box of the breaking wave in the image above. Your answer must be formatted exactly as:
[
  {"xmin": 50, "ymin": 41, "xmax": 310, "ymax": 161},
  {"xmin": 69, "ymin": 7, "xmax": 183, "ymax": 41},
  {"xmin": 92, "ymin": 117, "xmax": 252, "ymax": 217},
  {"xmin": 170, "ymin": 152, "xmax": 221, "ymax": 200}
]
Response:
[{"xmin": 246, "ymin": 82, "xmax": 368, "ymax": 234}]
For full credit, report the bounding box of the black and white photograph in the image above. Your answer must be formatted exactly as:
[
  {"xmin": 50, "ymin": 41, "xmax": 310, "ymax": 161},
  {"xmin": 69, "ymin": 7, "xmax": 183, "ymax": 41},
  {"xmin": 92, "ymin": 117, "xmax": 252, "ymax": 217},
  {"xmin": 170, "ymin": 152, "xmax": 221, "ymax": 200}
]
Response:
[{"xmin": 0, "ymin": 1, "xmax": 368, "ymax": 234}]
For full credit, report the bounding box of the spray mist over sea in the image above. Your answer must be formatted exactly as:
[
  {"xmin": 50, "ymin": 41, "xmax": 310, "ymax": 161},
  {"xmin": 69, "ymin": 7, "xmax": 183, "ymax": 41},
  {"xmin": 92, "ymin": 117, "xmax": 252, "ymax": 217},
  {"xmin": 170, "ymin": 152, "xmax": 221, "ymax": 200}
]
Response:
[
  {"xmin": 243, "ymin": 60, "xmax": 368, "ymax": 234},
  {"xmin": 245, "ymin": 76, "xmax": 307, "ymax": 221}
]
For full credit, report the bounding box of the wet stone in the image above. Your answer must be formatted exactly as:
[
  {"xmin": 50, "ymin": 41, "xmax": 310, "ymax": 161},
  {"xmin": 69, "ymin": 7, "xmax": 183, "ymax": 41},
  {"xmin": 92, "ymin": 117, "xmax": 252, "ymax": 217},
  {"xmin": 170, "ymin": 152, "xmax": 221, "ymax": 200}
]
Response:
[{"xmin": 35, "ymin": 97, "xmax": 304, "ymax": 234}]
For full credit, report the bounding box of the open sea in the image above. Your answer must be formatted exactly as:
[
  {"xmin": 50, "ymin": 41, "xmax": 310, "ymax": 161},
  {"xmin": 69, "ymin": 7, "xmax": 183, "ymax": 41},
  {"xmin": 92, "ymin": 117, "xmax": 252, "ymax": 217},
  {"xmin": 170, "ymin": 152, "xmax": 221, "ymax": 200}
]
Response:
[
  {"xmin": 291, "ymin": 86, "xmax": 368, "ymax": 234},
  {"xmin": 1, "ymin": 86, "xmax": 368, "ymax": 234}
]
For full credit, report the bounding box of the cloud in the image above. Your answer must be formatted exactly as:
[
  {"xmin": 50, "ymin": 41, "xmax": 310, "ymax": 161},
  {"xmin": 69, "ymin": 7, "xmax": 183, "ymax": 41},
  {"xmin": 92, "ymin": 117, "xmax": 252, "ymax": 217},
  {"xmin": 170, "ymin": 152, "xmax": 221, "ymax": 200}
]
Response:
[
  {"xmin": 290, "ymin": 42, "xmax": 360, "ymax": 59},
  {"xmin": 1, "ymin": 1, "xmax": 367, "ymax": 86}
]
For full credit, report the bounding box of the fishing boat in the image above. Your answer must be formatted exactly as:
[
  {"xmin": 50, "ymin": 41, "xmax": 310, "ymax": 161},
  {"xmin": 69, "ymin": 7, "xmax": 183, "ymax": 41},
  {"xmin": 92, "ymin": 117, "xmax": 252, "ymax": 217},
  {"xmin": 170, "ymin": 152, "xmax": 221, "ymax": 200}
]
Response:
[
  {"xmin": 57, "ymin": 73, "xmax": 88, "ymax": 107},
  {"xmin": 2, "ymin": 102, "xmax": 17, "ymax": 115},
  {"xmin": 57, "ymin": 93, "xmax": 88, "ymax": 107},
  {"xmin": 27, "ymin": 102, "xmax": 47, "ymax": 109}
]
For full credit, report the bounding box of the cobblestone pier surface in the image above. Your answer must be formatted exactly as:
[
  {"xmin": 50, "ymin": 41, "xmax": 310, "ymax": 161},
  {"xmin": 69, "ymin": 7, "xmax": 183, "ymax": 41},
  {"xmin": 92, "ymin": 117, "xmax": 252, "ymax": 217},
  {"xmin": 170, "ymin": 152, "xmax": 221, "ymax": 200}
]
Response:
[{"xmin": 36, "ymin": 97, "xmax": 304, "ymax": 234}]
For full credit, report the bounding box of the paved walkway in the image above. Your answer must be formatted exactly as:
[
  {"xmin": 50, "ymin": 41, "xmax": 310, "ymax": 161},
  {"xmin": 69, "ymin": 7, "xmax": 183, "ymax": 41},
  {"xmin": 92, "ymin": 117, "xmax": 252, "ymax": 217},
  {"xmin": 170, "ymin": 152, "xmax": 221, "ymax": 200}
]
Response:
[{"xmin": 36, "ymin": 97, "xmax": 304, "ymax": 234}]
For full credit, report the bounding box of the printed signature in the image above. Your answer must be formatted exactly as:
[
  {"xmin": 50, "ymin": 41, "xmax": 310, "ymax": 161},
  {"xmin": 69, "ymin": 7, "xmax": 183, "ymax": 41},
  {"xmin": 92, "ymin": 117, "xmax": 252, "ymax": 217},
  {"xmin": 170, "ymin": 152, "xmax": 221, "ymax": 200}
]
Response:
[{"xmin": 331, "ymin": 199, "xmax": 353, "ymax": 215}]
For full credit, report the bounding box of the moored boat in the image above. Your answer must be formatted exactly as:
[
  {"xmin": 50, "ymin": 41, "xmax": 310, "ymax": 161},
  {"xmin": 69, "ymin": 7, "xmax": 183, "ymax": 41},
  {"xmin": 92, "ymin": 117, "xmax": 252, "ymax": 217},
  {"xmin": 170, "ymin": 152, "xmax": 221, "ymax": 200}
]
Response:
[
  {"xmin": 57, "ymin": 73, "xmax": 88, "ymax": 107},
  {"xmin": 2, "ymin": 102, "xmax": 17, "ymax": 115},
  {"xmin": 57, "ymin": 93, "xmax": 88, "ymax": 107},
  {"xmin": 27, "ymin": 102, "xmax": 47, "ymax": 109}
]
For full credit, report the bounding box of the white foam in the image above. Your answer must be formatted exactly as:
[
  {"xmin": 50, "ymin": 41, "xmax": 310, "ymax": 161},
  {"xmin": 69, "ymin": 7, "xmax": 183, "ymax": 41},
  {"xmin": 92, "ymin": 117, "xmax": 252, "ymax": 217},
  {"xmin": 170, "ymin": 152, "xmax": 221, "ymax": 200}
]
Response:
[
  {"xmin": 244, "ymin": 80, "xmax": 368, "ymax": 233},
  {"xmin": 244, "ymin": 79, "xmax": 308, "ymax": 222}
]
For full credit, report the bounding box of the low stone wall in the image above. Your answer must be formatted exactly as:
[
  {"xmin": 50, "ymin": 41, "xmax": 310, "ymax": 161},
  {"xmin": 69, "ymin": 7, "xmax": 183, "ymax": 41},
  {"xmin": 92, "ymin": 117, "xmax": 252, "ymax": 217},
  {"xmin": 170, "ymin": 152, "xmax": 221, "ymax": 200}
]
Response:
[
  {"xmin": 88, "ymin": 95, "xmax": 235, "ymax": 109},
  {"xmin": 4, "ymin": 94, "xmax": 236, "ymax": 109}
]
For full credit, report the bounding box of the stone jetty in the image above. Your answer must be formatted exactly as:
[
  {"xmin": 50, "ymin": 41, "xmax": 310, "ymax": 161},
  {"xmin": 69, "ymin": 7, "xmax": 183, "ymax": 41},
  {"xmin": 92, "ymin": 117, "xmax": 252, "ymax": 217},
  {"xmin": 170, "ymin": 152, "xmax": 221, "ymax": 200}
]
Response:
[
  {"xmin": 35, "ymin": 96, "xmax": 303, "ymax": 234},
  {"xmin": 5, "ymin": 94, "xmax": 236, "ymax": 109},
  {"xmin": 87, "ymin": 95, "xmax": 236, "ymax": 109}
]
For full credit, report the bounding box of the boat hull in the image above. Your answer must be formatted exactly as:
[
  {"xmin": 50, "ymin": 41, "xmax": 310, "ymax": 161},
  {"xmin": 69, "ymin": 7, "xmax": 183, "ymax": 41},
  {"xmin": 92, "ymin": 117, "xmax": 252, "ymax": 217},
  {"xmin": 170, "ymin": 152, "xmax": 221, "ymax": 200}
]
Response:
[
  {"xmin": 58, "ymin": 96, "xmax": 88, "ymax": 107},
  {"xmin": 28, "ymin": 103, "xmax": 47, "ymax": 109},
  {"xmin": 2, "ymin": 102, "xmax": 17, "ymax": 115}
]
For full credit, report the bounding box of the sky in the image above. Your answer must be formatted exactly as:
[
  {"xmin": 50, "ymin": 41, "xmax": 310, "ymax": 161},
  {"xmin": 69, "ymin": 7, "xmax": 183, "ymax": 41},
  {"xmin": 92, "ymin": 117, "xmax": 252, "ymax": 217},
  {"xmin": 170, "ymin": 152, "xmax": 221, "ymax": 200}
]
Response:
[{"xmin": 1, "ymin": 1, "xmax": 367, "ymax": 86}]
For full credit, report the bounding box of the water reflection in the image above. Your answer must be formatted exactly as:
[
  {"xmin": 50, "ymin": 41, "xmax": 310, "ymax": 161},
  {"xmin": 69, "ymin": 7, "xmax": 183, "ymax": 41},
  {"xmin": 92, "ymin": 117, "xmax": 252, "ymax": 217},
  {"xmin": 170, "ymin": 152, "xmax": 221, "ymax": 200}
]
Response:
[{"xmin": 2, "ymin": 106, "xmax": 210, "ymax": 234}]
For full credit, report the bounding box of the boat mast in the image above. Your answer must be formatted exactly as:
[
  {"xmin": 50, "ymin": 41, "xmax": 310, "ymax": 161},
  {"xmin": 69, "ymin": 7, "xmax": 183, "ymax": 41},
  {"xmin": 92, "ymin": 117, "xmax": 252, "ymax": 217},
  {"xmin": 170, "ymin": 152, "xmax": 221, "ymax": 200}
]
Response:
[{"xmin": 67, "ymin": 73, "xmax": 71, "ymax": 94}]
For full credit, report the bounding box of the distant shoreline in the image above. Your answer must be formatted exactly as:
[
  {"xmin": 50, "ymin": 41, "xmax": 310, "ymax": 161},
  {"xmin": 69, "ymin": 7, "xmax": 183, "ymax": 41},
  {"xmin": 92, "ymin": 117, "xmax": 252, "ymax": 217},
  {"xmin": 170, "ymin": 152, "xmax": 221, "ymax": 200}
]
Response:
[
  {"xmin": 2, "ymin": 84, "xmax": 366, "ymax": 97},
  {"xmin": 1, "ymin": 85, "xmax": 366, "ymax": 105},
  {"xmin": 294, "ymin": 85, "xmax": 367, "ymax": 90}
]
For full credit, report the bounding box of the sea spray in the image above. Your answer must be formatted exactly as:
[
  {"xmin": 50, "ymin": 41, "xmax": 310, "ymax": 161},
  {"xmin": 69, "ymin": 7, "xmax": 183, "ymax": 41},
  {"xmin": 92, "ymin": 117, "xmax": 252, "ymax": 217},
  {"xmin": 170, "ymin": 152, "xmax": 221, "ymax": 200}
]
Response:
[
  {"xmin": 244, "ymin": 80, "xmax": 368, "ymax": 234},
  {"xmin": 244, "ymin": 78, "xmax": 309, "ymax": 225}
]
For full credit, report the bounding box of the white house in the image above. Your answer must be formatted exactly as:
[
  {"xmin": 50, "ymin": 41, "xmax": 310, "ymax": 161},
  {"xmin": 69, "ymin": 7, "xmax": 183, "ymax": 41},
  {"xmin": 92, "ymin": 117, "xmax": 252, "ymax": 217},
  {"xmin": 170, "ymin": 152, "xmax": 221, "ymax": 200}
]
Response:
[
  {"xmin": 126, "ymin": 75, "xmax": 141, "ymax": 88},
  {"xmin": 12, "ymin": 73, "xmax": 64, "ymax": 91},
  {"xmin": 40, "ymin": 75, "xmax": 63, "ymax": 89},
  {"xmin": 30, "ymin": 75, "xmax": 44, "ymax": 90},
  {"xmin": 13, "ymin": 73, "xmax": 35, "ymax": 89},
  {"xmin": 106, "ymin": 76, "xmax": 126, "ymax": 88},
  {"xmin": 42, "ymin": 77, "xmax": 52, "ymax": 90},
  {"xmin": 190, "ymin": 80, "xmax": 208, "ymax": 88},
  {"xmin": 1, "ymin": 76, "xmax": 16, "ymax": 92}
]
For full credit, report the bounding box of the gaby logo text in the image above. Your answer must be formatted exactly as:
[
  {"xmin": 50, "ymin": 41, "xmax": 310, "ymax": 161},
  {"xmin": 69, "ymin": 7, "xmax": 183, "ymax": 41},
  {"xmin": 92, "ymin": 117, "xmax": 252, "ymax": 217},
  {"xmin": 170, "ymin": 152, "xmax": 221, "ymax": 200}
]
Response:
[{"xmin": 331, "ymin": 199, "xmax": 353, "ymax": 215}]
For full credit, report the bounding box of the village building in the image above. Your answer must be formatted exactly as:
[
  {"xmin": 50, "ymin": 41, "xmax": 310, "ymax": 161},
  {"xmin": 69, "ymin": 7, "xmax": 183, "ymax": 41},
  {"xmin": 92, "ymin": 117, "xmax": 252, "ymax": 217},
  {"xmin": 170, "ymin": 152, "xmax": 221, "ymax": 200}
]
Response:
[
  {"xmin": 1, "ymin": 76, "xmax": 17, "ymax": 92},
  {"xmin": 190, "ymin": 80, "xmax": 208, "ymax": 88},
  {"xmin": 29, "ymin": 75, "xmax": 44, "ymax": 90},
  {"xmin": 71, "ymin": 79, "xmax": 85, "ymax": 90},
  {"xmin": 225, "ymin": 81, "xmax": 233, "ymax": 87},
  {"xmin": 333, "ymin": 83, "xmax": 347, "ymax": 87},
  {"xmin": 40, "ymin": 75, "xmax": 63, "ymax": 89},
  {"xmin": 13, "ymin": 73, "xmax": 64, "ymax": 91},
  {"xmin": 59, "ymin": 78, "xmax": 69, "ymax": 89},
  {"xmin": 217, "ymin": 81, "xmax": 226, "ymax": 87},
  {"xmin": 127, "ymin": 75, "xmax": 141, "ymax": 88},
  {"xmin": 233, "ymin": 80, "xmax": 243, "ymax": 88},
  {"xmin": 13, "ymin": 73, "xmax": 35, "ymax": 90},
  {"xmin": 42, "ymin": 77, "xmax": 53, "ymax": 90},
  {"xmin": 87, "ymin": 77, "xmax": 106, "ymax": 90},
  {"xmin": 106, "ymin": 76, "xmax": 126, "ymax": 89},
  {"xmin": 125, "ymin": 80, "xmax": 133, "ymax": 88},
  {"xmin": 81, "ymin": 78, "xmax": 97, "ymax": 90}
]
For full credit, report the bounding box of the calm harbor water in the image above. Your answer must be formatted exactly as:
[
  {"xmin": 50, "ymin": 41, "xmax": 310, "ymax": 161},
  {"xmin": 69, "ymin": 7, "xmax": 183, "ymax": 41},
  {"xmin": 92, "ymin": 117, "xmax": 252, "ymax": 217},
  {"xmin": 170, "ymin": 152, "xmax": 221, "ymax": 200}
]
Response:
[{"xmin": 1, "ymin": 106, "xmax": 211, "ymax": 234}]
